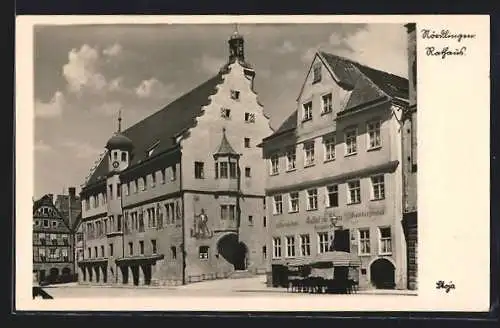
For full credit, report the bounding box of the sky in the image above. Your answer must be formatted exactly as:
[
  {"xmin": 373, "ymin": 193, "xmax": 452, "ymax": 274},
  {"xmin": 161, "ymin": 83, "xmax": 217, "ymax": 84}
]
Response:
[{"xmin": 33, "ymin": 23, "xmax": 409, "ymax": 199}]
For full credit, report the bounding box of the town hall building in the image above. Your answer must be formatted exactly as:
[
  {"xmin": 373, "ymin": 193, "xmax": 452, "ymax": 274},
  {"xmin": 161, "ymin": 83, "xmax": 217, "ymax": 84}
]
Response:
[{"xmin": 77, "ymin": 29, "xmax": 273, "ymax": 286}]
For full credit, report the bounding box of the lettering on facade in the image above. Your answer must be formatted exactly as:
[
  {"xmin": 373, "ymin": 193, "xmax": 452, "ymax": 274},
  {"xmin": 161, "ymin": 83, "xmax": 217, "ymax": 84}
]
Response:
[
  {"xmin": 343, "ymin": 208, "xmax": 385, "ymax": 220},
  {"xmin": 276, "ymin": 221, "xmax": 299, "ymax": 229}
]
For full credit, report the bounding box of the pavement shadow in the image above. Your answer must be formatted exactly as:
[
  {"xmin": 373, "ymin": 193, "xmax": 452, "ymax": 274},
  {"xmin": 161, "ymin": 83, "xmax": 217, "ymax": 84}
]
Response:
[{"xmin": 33, "ymin": 287, "xmax": 54, "ymax": 299}]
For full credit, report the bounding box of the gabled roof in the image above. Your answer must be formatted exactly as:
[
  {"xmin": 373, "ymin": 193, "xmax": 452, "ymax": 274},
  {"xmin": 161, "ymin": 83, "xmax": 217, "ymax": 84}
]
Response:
[
  {"xmin": 214, "ymin": 128, "xmax": 239, "ymax": 157},
  {"xmin": 84, "ymin": 73, "xmax": 224, "ymax": 188},
  {"xmin": 263, "ymin": 51, "xmax": 408, "ymax": 143}
]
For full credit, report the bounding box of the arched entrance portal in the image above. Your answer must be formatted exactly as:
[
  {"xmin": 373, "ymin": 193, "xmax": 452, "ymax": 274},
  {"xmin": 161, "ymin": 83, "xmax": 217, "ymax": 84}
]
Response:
[
  {"xmin": 370, "ymin": 258, "xmax": 396, "ymax": 289},
  {"xmin": 217, "ymin": 233, "xmax": 248, "ymax": 271}
]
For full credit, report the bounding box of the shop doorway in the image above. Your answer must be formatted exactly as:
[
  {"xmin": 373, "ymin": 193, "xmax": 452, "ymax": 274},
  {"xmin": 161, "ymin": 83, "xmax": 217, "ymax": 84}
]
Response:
[
  {"xmin": 370, "ymin": 258, "xmax": 395, "ymax": 289},
  {"xmin": 142, "ymin": 265, "xmax": 152, "ymax": 285},
  {"xmin": 332, "ymin": 229, "xmax": 350, "ymax": 252},
  {"xmin": 131, "ymin": 266, "xmax": 140, "ymax": 286}
]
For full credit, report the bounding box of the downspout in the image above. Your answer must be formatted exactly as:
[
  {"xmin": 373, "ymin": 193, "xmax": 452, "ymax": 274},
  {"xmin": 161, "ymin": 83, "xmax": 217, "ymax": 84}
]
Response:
[
  {"xmin": 179, "ymin": 149, "xmax": 186, "ymax": 285},
  {"xmin": 120, "ymin": 187, "xmax": 124, "ymax": 284}
]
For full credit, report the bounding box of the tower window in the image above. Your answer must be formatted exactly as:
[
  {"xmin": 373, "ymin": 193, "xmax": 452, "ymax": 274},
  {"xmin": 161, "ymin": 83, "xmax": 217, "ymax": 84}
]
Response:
[
  {"xmin": 230, "ymin": 90, "xmax": 240, "ymax": 100},
  {"xmin": 244, "ymin": 138, "xmax": 251, "ymax": 148},
  {"xmin": 245, "ymin": 167, "xmax": 251, "ymax": 177},
  {"xmin": 113, "ymin": 151, "xmax": 118, "ymax": 161},
  {"xmin": 121, "ymin": 152, "xmax": 127, "ymax": 162}
]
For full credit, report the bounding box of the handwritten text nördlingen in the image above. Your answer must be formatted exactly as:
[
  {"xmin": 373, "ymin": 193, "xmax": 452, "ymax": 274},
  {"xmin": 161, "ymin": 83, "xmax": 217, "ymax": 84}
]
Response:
[{"xmin": 421, "ymin": 29, "xmax": 476, "ymax": 43}]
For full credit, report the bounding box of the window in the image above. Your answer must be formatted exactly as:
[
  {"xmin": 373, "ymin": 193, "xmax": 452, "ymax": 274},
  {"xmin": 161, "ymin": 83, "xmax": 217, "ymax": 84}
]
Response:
[
  {"xmin": 51, "ymin": 234, "xmax": 57, "ymax": 245},
  {"xmin": 50, "ymin": 248, "xmax": 59, "ymax": 260},
  {"xmin": 52, "ymin": 221, "xmax": 57, "ymax": 227},
  {"xmin": 326, "ymin": 185, "xmax": 339, "ymax": 207},
  {"xmin": 230, "ymin": 89, "xmax": 240, "ymax": 100},
  {"xmin": 128, "ymin": 242, "xmax": 133, "ymax": 255},
  {"xmin": 273, "ymin": 195, "xmax": 283, "ymax": 215},
  {"xmin": 345, "ymin": 128, "xmax": 358, "ymax": 155},
  {"xmin": 101, "ymin": 245, "xmax": 105, "ymax": 257},
  {"xmin": 304, "ymin": 142, "xmax": 315, "ymax": 166},
  {"xmin": 39, "ymin": 248, "xmax": 46, "ymax": 262},
  {"xmin": 194, "ymin": 162, "xmax": 204, "ymax": 179},
  {"xmin": 313, "ymin": 62, "xmax": 322, "ymax": 83},
  {"xmin": 117, "ymin": 183, "xmax": 121, "ymax": 197},
  {"xmin": 306, "ymin": 189, "xmax": 318, "ymax": 211},
  {"xmin": 161, "ymin": 169, "xmax": 166, "ymax": 184},
  {"xmin": 109, "ymin": 243, "xmax": 114, "ymax": 257},
  {"xmin": 221, "ymin": 107, "xmax": 231, "ymax": 119},
  {"xmin": 245, "ymin": 112, "xmax": 256, "ymax": 123},
  {"xmin": 151, "ymin": 173, "xmax": 156, "ymax": 188},
  {"xmin": 248, "ymin": 215, "xmax": 253, "ymax": 225},
  {"xmin": 272, "ymin": 237, "xmax": 282, "ymax": 258},
  {"xmin": 61, "ymin": 248, "xmax": 69, "ymax": 262},
  {"xmin": 141, "ymin": 177, "xmax": 147, "ymax": 191},
  {"xmin": 371, "ymin": 175, "xmax": 385, "ymax": 200},
  {"xmin": 113, "ymin": 151, "xmax": 118, "ymax": 161},
  {"xmin": 244, "ymin": 137, "xmax": 251, "ymax": 148},
  {"xmin": 139, "ymin": 241, "xmax": 144, "ymax": 255},
  {"xmin": 229, "ymin": 162, "xmax": 237, "ymax": 178},
  {"xmin": 347, "ymin": 180, "xmax": 361, "ymax": 204},
  {"xmin": 367, "ymin": 121, "xmax": 382, "ymax": 149},
  {"xmin": 87, "ymin": 247, "xmax": 91, "ymax": 258},
  {"xmin": 262, "ymin": 246, "xmax": 267, "ymax": 259},
  {"xmin": 109, "ymin": 184, "xmax": 113, "ymax": 199},
  {"xmin": 245, "ymin": 167, "xmax": 251, "ymax": 177},
  {"xmin": 220, "ymin": 205, "xmax": 236, "ymax": 220},
  {"xmin": 379, "ymin": 227, "xmax": 392, "ymax": 254},
  {"xmin": 94, "ymin": 247, "xmax": 98, "ymax": 258},
  {"xmin": 121, "ymin": 152, "xmax": 127, "ymax": 162},
  {"xmin": 270, "ymin": 154, "xmax": 279, "ymax": 175},
  {"xmin": 302, "ymin": 101, "xmax": 313, "ymax": 121},
  {"xmin": 263, "ymin": 216, "xmax": 267, "ymax": 227},
  {"xmin": 62, "ymin": 235, "xmax": 69, "ymax": 245},
  {"xmin": 151, "ymin": 239, "xmax": 157, "ymax": 254},
  {"xmin": 286, "ymin": 147, "xmax": 296, "ymax": 171},
  {"xmin": 323, "ymin": 135, "xmax": 336, "ymax": 161},
  {"xmin": 289, "ymin": 192, "xmax": 299, "ymax": 213},
  {"xmin": 300, "ymin": 234, "xmax": 311, "ymax": 256},
  {"xmin": 199, "ymin": 246, "xmax": 209, "ymax": 259},
  {"xmin": 220, "ymin": 162, "xmax": 228, "ymax": 178},
  {"xmin": 39, "ymin": 233, "xmax": 46, "ymax": 245},
  {"xmin": 322, "ymin": 93, "xmax": 333, "ymax": 113},
  {"xmin": 43, "ymin": 219, "xmax": 49, "ymax": 227},
  {"xmin": 124, "ymin": 183, "xmax": 129, "ymax": 196},
  {"xmin": 359, "ymin": 229, "xmax": 371, "ymax": 255},
  {"xmin": 285, "ymin": 236, "xmax": 296, "ymax": 257},
  {"xmin": 171, "ymin": 166, "xmax": 177, "ymax": 181},
  {"xmin": 318, "ymin": 232, "xmax": 330, "ymax": 254},
  {"xmin": 171, "ymin": 246, "xmax": 177, "ymax": 259}
]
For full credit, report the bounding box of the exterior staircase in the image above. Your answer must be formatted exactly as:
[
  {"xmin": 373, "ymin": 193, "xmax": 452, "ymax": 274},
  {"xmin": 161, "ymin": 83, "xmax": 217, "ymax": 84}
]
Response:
[{"xmin": 229, "ymin": 270, "xmax": 255, "ymax": 279}]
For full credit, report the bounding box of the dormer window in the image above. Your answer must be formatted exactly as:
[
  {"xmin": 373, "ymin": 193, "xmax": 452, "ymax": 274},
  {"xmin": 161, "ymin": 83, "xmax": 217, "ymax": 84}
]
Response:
[
  {"xmin": 230, "ymin": 90, "xmax": 240, "ymax": 100},
  {"xmin": 313, "ymin": 62, "xmax": 322, "ymax": 83},
  {"xmin": 147, "ymin": 141, "xmax": 160, "ymax": 158},
  {"xmin": 221, "ymin": 108, "xmax": 231, "ymax": 119},
  {"xmin": 302, "ymin": 101, "xmax": 312, "ymax": 121}
]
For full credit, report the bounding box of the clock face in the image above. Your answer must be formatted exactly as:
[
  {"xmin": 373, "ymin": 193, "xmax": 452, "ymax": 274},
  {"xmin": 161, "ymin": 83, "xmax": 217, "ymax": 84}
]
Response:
[{"xmin": 112, "ymin": 161, "xmax": 119, "ymax": 168}]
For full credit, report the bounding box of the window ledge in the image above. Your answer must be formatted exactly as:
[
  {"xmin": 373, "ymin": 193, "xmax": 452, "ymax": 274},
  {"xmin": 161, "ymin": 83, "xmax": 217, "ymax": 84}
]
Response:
[
  {"xmin": 286, "ymin": 168, "xmax": 297, "ymax": 173},
  {"xmin": 304, "ymin": 163, "xmax": 316, "ymax": 168},
  {"xmin": 272, "ymin": 213, "xmax": 283, "ymax": 216},
  {"xmin": 370, "ymin": 198, "xmax": 385, "ymax": 202},
  {"xmin": 323, "ymin": 158, "xmax": 336, "ymax": 164},
  {"xmin": 358, "ymin": 253, "xmax": 371, "ymax": 257},
  {"xmin": 344, "ymin": 152, "xmax": 358, "ymax": 158},
  {"xmin": 269, "ymin": 172, "xmax": 279, "ymax": 177},
  {"xmin": 379, "ymin": 252, "xmax": 392, "ymax": 256},
  {"xmin": 347, "ymin": 201, "xmax": 361, "ymax": 206},
  {"xmin": 301, "ymin": 117, "xmax": 312, "ymax": 123},
  {"xmin": 321, "ymin": 110, "xmax": 333, "ymax": 116},
  {"xmin": 288, "ymin": 210, "xmax": 299, "ymax": 214},
  {"xmin": 325, "ymin": 205, "xmax": 339, "ymax": 209},
  {"xmin": 367, "ymin": 146, "xmax": 382, "ymax": 152},
  {"xmin": 306, "ymin": 208, "xmax": 318, "ymax": 212}
]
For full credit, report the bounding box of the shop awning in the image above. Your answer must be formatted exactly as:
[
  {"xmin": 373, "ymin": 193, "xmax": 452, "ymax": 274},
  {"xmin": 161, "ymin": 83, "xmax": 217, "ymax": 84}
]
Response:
[
  {"xmin": 115, "ymin": 254, "xmax": 164, "ymax": 265},
  {"xmin": 287, "ymin": 258, "xmax": 313, "ymax": 267},
  {"xmin": 310, "ymin": 251, "xmax": 361, "ymax": 267}
]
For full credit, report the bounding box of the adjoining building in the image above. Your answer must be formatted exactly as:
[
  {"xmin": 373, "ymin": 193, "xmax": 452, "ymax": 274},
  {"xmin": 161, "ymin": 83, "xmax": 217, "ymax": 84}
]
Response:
[
  {"xmin": 33, "ymin": 188, "xmax": 81, "ymax": 284},
  {"xmin": 401, "ymin": 23, "xmax": 418, "ymax": 291},
  {"xmin": 77, "ymin": 28, "xmax": 273, "ymax": 286},
  {"xmin": 259, "ymin": 50, "xmax": 410, "ymax": 290}
]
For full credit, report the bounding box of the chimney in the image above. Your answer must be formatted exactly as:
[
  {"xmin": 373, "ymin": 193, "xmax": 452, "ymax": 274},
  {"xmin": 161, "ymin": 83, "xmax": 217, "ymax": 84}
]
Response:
[
  {"xmin": 47, "ymin": 194, "xmax": 54, "ymax": 204},
  {"xmin": 69, "ymin": 187, "xmax": 76, "ymax": 200}
]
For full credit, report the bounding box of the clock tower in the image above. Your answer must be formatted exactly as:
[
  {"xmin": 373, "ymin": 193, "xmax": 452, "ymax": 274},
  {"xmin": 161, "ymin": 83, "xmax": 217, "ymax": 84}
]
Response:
[
  {"xmin": 105, "ymin": 110, "xmax": 133, "ymax": 173},
  {"xmin": 228, "ymin": 24, "xmax": 245, "ymax": 63}
]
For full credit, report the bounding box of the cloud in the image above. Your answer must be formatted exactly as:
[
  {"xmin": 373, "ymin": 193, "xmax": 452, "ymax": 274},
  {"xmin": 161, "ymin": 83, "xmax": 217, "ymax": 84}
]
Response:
[
  {"xmin": 135, "ymin": 78, "xmax": 176, "ymax": 99},
  {"xmin": 103, "ymin": 43, "xmax": 122, "ymax": 57},
  {"xmin": 62, "ymin": 44, "xmax": 108, "ymax": 93},
  {"xmin": 275, "ymin": 40, "xmax": 296, "ymax": 54},
  {"xmin": 198, "ymin": 55, "xmax": 225, "ymax": 75},
  {"xmin": 284, "ymin": 70, "xmax": 300, "ymax": 80},
  {"xmin": 95, "ymin": 101, "xmax": 122, "ymax": 116},
  {"xmin": 34, "ymin": 140, "xmax": 53, "ymax": 152},
  {"xmin": 35, "ymin": 91, "xmax": 65, "ymax": 118},
  {"xmin": 61, "ymin": 140, "xmax": 103, "ymax": 159}
]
